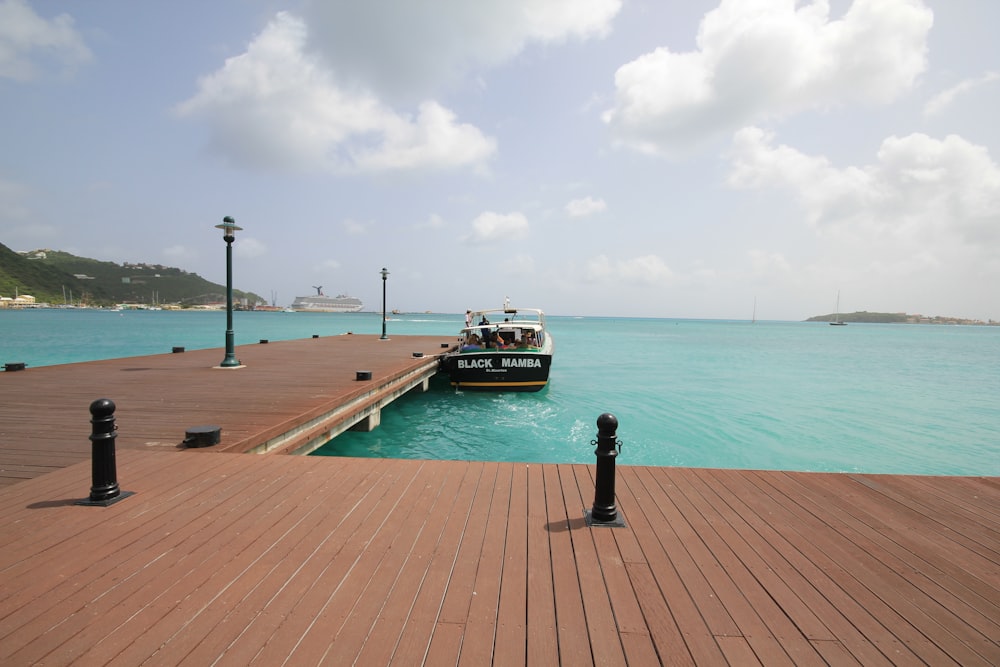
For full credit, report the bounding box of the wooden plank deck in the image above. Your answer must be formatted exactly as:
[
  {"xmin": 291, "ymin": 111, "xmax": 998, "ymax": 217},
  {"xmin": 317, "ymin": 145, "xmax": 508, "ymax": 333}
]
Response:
[
  {"xmin": 0, "ymin": 334, "xmax": 456, "ymax": 487},
  {"xmin": 0, "ymin": 451, "xmax": 996, "ymax": 666},
  {"xmin": 1, "ymin": 337, "xmax": 997, "ymax": 664}
]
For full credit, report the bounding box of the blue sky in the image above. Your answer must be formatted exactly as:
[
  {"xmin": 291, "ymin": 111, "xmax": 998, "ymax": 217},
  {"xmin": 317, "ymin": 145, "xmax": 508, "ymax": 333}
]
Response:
[{"xmin": 2, "ymin": 0, "xmax": 998, "ymax": 320}]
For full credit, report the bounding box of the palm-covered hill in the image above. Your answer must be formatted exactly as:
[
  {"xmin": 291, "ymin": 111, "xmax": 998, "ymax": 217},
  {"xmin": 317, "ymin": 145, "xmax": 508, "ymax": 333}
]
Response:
[
  {"xmin": 804, "ymin": 311, "xmax": 994, "ymax": 325},
  {"xmin": 0, "ymin": 242, "xmax": 263, "ymax": 307}
]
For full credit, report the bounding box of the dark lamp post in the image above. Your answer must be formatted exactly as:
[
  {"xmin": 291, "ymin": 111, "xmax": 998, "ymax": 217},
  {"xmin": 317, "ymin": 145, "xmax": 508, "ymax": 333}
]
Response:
[
  {"xmin": 215, "ymin": 215, "xmax": 243, "ymax": 368},
  {"xmin": 380, "ymin": 267, "xmax": 389, "ymax": 340}
]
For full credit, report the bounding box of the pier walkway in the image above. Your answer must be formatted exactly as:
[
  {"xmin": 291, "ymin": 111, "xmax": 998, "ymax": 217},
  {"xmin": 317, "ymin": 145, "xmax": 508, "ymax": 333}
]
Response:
[
  {"xmin": 0, "ymin": 334, "xmax": 455, "ymax": 487},
  {"xmin": 0, "ymin": 336, "xmax": 997, "ymax": 664}
]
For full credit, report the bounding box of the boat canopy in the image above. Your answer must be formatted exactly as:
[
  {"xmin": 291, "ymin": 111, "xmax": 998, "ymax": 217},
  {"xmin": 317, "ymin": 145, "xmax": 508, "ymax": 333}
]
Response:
[{"xmin": 463, "ymin": 306, "xmax": 545, "ymax": 333}]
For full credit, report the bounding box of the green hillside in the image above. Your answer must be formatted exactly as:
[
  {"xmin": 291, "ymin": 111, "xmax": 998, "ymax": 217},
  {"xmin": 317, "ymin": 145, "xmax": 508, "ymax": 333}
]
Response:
[
  {"xmin": 805, "ymin": 311, "xmax": 995, "ymax": 325},
  {"xmin": 0, "ymin": 242, "xmax": 264, "ymax": 307},
  {"xmin": 805, "ymin": 311, "xmax": 909, "ymax": 324}
]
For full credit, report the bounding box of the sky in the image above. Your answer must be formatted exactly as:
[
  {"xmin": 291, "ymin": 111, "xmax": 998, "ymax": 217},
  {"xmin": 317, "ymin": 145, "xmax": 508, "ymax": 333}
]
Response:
[{"xmin": 1, "ymin": 0, "xmax": 998, "ymax": 321}]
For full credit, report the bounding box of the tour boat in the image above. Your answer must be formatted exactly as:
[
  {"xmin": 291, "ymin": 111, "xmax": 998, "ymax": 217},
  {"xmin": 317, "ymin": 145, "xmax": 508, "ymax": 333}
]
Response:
[{"xmin": 438, "ymin": 300, "xmax": 553, "ymax": 391}]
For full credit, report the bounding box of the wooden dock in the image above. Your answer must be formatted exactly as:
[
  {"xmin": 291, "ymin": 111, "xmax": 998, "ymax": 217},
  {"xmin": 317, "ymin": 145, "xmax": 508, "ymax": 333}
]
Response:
[
  {"xmin": 0, "ymin": 336, "xmax": 997, "ymax": 665},
  {"xmin": 0, "ymin": 334, "xmax": 455, "ymax": 487}
]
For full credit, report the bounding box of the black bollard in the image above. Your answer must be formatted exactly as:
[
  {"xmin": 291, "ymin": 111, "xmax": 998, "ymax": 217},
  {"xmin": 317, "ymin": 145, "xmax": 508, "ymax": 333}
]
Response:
[
  {"xmin": 76, "ymin": 399, "xmax": 134, "ymax": 506},
  {"xmin": 586, "ymin": 413, "xmax": 625, "ymax": 527}
]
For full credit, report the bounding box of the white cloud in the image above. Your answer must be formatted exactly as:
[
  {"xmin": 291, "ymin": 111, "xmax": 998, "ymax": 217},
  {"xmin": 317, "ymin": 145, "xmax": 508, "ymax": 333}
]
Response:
[
  {"xmin": 414, "ymin": 213, "xmax": 446, "ymax": 230},
  {"xmin": 465, "ymin": 211, "xmax": 530, "ymax": 244},
  {"xmin": 565, "ymin": 196, "xmax": 607, "ymax": 218},
  {"xmin": 304, "ymin": 0, "xmax": 621, "ymax": 99},
  {"xmin": 728, "ymin": 126, "xmax": 1000, "ymax": 255},
  {"xmin": 353, "ymin": 101, "xmax": 496, "ymax": 172},
  {"xmin": 924, "ymin": 71, "xmax": 1000, "ymax": 116},
  {"xmin": 162, "ymin": 245, "xmax": 191, "ymax": 263},
  {"xmin": 603, "ymin": 0, "xmax": 933, "ymax": 156},
  {"xmin": 0, "ymin": 0, "xmax": 92, "ymax": 81},
  {"xmin": 0, "ymin": 177, "xmax": 31, "ymax": 221},
  {"xmin": 0, "ymin": 178, "xmax": 58, "ymax": 247},
  {"xmin": 234, "ymin": 237, "xmax": 267, "ymax": 259},
  {"xmin": 748, "ymin": 249, "xmax": 792, "ymax": 276},
  {"xmin": 175, "ymin": 12, "xmax": 496, "ymax": 173},
  {"xmin": 342, "ymin": 219, "xmax": 372, "ymax": 236},
  {"xmin": 500, "ymin": 253, "xmax": 536, "ymax": 274},
  {"xmin": 584, "ymin": 253, "xmax": 673, "ymax": 284}
]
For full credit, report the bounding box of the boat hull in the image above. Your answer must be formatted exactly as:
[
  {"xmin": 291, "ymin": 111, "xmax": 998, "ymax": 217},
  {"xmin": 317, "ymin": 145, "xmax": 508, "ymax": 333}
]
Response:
[{"xmin": 439, "ymin": 351, "xmax": 552, "ymax": 391}]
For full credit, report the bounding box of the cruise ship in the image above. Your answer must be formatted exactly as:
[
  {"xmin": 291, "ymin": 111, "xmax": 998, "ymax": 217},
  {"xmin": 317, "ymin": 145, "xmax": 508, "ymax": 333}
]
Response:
[{"xmin": 289, "ymin": 287, "xmax": 363, "ymax": 313}]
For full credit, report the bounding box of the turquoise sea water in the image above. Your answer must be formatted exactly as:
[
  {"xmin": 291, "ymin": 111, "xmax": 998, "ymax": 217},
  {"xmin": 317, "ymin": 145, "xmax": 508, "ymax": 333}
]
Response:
[{"xmin": 3, "ymin": 308, "xmax": 997, "ymax": 476}]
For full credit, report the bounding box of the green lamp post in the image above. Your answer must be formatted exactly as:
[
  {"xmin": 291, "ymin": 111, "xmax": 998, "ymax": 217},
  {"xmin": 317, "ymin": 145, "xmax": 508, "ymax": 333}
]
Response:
[
  {"xmin": 380, "ymin": 267, "xmax": 389, "ymax": 340},
  {"xmin": 215, "ymin": 216, "xmax": 243, "ymax": 367}
]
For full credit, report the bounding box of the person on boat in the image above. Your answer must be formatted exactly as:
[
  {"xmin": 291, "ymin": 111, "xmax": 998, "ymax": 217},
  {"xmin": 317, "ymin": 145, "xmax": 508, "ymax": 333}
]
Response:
[
  {"xmin": 465, "ymin": 310, "xmax": 473, "ymax": 327},
  {"xmin": 478, "ymin": 316, "xmax": 490, "ymax": 341},
  {"xmin": 461, "ymin": 334, "xmax": 482, "ymax": 351},
  {"xmin": 498, "ymin": 318, "xmax": 516, "ymax": 344}
]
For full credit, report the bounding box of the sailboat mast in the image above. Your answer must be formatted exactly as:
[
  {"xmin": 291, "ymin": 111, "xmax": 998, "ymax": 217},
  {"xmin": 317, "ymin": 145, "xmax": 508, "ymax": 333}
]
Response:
[{"xmin": 830, "ymin": 290, "xmax": 847, "ymax": 325}]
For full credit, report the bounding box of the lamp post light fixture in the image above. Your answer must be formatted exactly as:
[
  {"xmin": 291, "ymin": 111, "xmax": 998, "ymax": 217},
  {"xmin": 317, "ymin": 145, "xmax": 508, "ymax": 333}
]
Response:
[
  {"xmin": 214, "ymin": 215, "xmax": 243, "ymax": 367},
  {"xmin": 380, "ymin": 267, "xmax": 389, "ymax": 340}
]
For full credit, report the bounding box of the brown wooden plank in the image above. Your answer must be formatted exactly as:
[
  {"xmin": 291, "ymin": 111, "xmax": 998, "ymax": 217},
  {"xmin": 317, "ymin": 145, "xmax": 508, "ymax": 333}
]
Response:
[
  {"xmin": 621, "ymin": 562, "xmax": 695, "ymax": 667},
  {"xmin": 63, "ymin": 456, "xmax": 375, "ymax": 665},
  {"xmin": 716, "ymin": 635, "xmax": 764, "ymax": 666},
  {"xmin": 810, "ymin": 639, "xmax": 864, "ymax": 666},
  {"xmin": 300, "ymin": 464, "xmax": 462, "ymax": 665},
  {"xmin": 423, "ymin": 621, "xmax": 466, "ymax": 666},
  {"xmin": 788, "ymin": 472, "xmax": 999, "ymax": 665},
  {"xmin": 424, "ymin": 461, "xmax": 499, "ymax": 663},
  {"xmin": 543, "ymin": 464, "xmax": 593, "ymax": 666},
  {"xmin": 630, "ymin": 467, "xmax": 741, "ymax": 638},
  {"xmin": 693, "ymin": 469, "xmax": 842, "ymax": 640},
  {"xmin": 5, "ymin": 454, "xmax": 326, "ymax": 664},
  {"xmin": 850, "ymin": 474, "xmax": 1000, "ymax": 577},
  {"xmin": 94, "ymin": 457, "xmax": 390, "ymax": 662},
  {"xmin": 0, "ymin": 451, "xmax": 236, "ymax": 581},
  {"xmin": 456, "ymin": 462, "xmax": 513, "ymax": 666},
  {"xmin": 680, "ymin": 469, "xmax": 835, "ymax": 665},
  {"xmin": 352, "ymin": 461, "xmax": 471, "ymax": 665},
  {"xmin": 615, "ymin": 466, "xmax": 727, "ymax": 665},
  {"xmin": 0, "ymin": 449, "xmax": 996, "ymax": 666},
  {"xmin": 388, "ymin": 461, "xmax": 487, "ymax": 665},
  {"xmin": 659, "ymin": 468, "xmax": 811, "ymax": 667},
  {"xmin": 162, "ymin": 458, "xmax": 399, "ymax": 665},
  {"xmin": 0, "ymin": 453, "xmax": 259, "ymax": 653},
  {"xmin": 0, "ymin": 334, "xmax": 457, "ymax": 488},
  {"xmin": 222, "ymin": 459, "xmax": 427, "ymax": 666},
  {"xmin": 706, "ymin": 468, "xmax": 899, "ymax": 667},
  {"xmin": 735, "ymin": 469, "xmax": 925, "ymax": 664},
  {"xmin": 525, "ymin": 463, "xmax": 558, "ymax": 667},
  {"xmin": 749, "ymin": 471, "xmax": 966, "ymax": 665},
  {"xmin": 565, "ymin": 465, "xmax": 627, "ymax": 666},
  {"xmin": 492, "ymin": 463, "xmax": 528, "ymax": 666}
]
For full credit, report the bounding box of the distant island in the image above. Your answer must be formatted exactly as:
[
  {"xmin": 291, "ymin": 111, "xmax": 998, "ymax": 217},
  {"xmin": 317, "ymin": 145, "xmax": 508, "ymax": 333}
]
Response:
[{"xmin": 805, "ymin": 311, "xmax": 997, "ymax": 326}]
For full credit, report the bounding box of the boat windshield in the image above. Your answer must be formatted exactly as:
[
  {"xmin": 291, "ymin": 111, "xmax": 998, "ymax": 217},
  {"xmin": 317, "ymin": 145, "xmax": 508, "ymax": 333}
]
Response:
[{"xmin": 460, "ymin": 321, "xmax": 544, "ymax": 350}]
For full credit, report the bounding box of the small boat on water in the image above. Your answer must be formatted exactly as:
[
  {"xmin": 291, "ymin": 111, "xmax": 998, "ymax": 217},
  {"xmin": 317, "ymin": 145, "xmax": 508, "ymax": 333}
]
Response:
[
  {"xmin": 830, "ymin": 290, "xmax": 847, "ymax": 326},
  {"xmin": 438, "ymin": 300, "xmax": 553, "ymax": 391}
]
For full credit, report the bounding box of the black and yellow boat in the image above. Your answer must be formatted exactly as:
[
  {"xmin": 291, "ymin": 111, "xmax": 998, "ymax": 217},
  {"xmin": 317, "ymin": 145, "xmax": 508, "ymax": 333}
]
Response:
[{"xmin": 439, "ymin": 300, "xmax": 553, "ymax": 391}]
